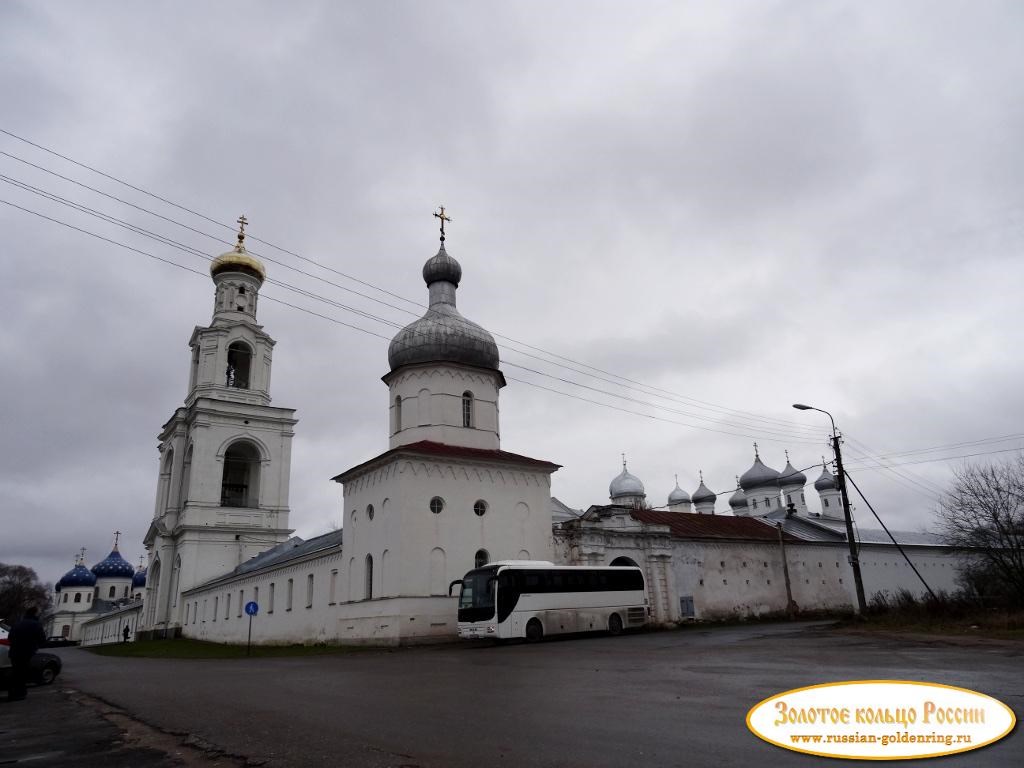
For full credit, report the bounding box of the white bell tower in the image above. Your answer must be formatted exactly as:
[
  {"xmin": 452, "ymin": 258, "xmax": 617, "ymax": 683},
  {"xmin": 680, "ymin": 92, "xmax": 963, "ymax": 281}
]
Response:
[{"xmin": 141, "ymin": 217, "xmax": 297, "ymax": 638}]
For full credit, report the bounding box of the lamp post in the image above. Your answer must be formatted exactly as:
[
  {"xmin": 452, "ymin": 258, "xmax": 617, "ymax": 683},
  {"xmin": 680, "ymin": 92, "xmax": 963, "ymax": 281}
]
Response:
[{"xmin": 792, "ymin": 403, "xmax": 867, "ymax": 615}]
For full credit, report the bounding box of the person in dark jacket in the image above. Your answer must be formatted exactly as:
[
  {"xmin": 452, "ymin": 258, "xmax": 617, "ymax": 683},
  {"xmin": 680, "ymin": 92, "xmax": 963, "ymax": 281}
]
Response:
[{"xmin": 7, "ymin": 607, "xmax": 47, "ymax": 701}]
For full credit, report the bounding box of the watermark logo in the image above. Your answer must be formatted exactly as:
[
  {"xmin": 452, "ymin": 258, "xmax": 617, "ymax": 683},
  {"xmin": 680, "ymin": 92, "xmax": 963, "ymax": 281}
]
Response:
[{"xmin": 746, "ymin": 680, "xmax": 1015, "ymax": 760}]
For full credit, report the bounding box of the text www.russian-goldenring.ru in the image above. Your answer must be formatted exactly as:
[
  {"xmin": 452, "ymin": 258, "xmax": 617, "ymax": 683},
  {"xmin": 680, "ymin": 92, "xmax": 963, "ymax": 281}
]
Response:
[{"xmin": 790, "ymin": 732, "xmax": 973, "ymax": 747}]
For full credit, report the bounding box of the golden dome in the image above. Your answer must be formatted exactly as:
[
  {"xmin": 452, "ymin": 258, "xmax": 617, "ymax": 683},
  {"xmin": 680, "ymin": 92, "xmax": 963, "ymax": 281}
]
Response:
[
  {"xmin": 210, "ymin": 246, "xmax": 266, "ymax": 281},
  {"xmin": 210, "ymin": 215, "xmax": 266, "ymax": 281}
]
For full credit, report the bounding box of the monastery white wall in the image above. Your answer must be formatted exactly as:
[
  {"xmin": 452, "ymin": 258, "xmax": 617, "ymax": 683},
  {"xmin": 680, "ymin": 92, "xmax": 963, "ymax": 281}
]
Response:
[
  {"xmin": 182, "ymin": 548, "xmax": 345, "ymax": 645},
  {"xmin": 670, "ymin": 541, "xmax": 853, "ymax": 620},
  {"xmin": 856, "ymin": 545, "xmax": 963, "ymax": 603},
  {"xmin": 80, "ymin": 603, "xmax": 144, "ymax": 647}
]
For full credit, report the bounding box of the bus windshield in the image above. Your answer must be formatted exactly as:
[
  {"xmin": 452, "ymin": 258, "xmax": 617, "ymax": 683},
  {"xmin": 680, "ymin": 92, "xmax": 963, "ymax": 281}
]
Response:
[{"xmin": 458, "ymin": 566, "xmax": 498, "ymax": 622}]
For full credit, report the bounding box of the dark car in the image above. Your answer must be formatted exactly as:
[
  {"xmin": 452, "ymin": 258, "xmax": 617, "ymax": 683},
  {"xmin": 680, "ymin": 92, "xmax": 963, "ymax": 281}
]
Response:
[
  {"xmin": 44, "ymin": 636, "xmax": 79, "ymax": 648},
  {"xmin": 0, "ymin": 650, "xmax": 62, "ymax": 687},
  {"xmin": 30, "ymin": 652, "xmax": 62, "ymax": 685}
]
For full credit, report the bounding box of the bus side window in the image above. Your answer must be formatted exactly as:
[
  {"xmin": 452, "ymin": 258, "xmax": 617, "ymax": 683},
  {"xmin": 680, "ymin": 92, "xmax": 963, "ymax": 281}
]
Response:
[{"xmin": 525, "ymin": 573, "xmax": 540, "ymax": 590}]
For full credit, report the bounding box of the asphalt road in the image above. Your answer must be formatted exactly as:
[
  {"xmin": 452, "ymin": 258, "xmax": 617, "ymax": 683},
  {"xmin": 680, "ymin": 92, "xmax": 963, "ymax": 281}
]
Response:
[{"xmin": 39, "ymin": 622, "xmax": 1024, "ymax": 767}]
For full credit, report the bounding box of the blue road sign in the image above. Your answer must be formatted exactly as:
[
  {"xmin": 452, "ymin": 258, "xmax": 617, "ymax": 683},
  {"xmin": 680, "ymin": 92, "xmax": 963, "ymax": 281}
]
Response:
[{"xmin": 245, "ymin": 601, "xmax": 259, "ymax": 616}]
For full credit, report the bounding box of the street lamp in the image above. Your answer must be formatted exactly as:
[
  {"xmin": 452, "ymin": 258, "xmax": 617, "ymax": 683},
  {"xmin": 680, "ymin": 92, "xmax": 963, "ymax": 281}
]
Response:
[{"xmin": 792, "ymin": 403, "xmax": 867, "ymax": 615}]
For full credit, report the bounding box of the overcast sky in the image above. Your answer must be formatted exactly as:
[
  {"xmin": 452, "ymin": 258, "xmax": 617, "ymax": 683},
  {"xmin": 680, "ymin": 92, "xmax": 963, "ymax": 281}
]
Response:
[{"xmin": 2, "ymin": 1, "xmax": 1023, "ymax": 587}]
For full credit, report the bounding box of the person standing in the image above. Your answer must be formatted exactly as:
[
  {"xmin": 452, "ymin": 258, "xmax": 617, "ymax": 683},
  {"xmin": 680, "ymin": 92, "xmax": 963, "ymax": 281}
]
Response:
[
  {"xmin": 7, "ymin": 607, "xmax": 46, "ymax": 702},
  {"xmin": 122, "ymin": 624, "xmax": 130, "ymax": 643}
]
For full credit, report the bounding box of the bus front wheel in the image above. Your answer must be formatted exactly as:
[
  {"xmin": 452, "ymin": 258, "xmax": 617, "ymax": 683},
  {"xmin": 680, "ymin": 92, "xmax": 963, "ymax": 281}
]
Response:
[
  {"xmin": 608, "ymin": 613, "xmax": 623, "ymax": 636},
  {"xmin": 525, "ymin": 619, "xmax": 543, "ymax": 643}
]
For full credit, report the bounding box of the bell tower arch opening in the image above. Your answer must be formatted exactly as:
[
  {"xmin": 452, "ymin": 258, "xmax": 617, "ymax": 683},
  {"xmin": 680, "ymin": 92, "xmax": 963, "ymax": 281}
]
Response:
[
  {"xmin": 221, "ymin": 440, "xmax": 261, "ymax": 508},
  {"xmin": 226, "ymin": 341, "xmax": 253, "ymax": 389}
]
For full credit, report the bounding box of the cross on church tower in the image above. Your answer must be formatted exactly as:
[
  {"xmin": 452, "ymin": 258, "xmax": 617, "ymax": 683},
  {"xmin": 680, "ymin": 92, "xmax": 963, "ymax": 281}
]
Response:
[
  {"xmin": 753, "ymin": 442, "xmax": 760, "ymax": 459},
  {"xmin": 433, "ymin": 206, "xmax": 451, "ymax": 242},
  {"xmin": 113, "ymin": 530, "xmax": 122, "ymax": 549},
  {"xmin": 236, "ymin": 214, "xmax": 248, "ymax": 250}
]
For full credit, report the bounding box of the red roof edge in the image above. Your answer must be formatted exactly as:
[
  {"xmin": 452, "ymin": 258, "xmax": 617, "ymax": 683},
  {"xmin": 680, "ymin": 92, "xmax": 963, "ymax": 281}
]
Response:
[{"xmin": 332, "ymin": 440, "xmax": 561, "ymax": 483}]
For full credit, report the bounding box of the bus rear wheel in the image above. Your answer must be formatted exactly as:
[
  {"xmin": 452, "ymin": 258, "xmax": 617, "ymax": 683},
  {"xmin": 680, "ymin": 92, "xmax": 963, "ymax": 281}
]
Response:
[
  {"xmin": 608, "ymin": 613, "xmax": 623, "ymax": 636},
  {"xmin": 525, "ymin": 619, "xmax": 543, "ymax": 643}
]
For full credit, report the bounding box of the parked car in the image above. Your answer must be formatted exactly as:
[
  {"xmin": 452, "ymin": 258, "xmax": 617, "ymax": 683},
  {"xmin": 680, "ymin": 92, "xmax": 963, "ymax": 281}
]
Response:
[
  {"xmin": 28, "ymin": 652, "xmax": 63, "ymax": 685},
  {"xmin": 44, "ymin": 636, "xmax": 79, "ymax": 648},
  {"xmin": 0, "ymin": 625, "xmax": 63, "ymax": 686}
]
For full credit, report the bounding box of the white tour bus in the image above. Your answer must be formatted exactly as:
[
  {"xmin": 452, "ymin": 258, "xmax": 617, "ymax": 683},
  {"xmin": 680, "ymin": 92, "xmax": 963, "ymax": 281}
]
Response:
[{"xmin": 451, "ymin": 560, "xmax": 647, "ymax": 642}]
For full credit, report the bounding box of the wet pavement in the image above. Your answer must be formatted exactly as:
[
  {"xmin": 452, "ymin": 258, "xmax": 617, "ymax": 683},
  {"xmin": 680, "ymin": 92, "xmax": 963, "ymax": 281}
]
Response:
[{"xmin": 3, "ymin": 622, "xmax": 1022, "ymax": 767}]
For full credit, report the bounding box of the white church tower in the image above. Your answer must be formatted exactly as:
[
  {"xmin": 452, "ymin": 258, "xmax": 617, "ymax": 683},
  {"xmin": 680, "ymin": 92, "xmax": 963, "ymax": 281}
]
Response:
[
  {"xmin": 330, "ymin": 212, "xmax": 559, "ymax": 643},
  {"xmin": 141, "ymin": 218, "xmax": 297, "ymax": 638}
]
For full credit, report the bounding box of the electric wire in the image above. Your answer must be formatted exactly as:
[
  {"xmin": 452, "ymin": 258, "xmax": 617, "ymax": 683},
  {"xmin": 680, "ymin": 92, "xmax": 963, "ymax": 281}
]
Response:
[
  {"xmin": 0, "ymin": 189, "xmax": 824, "ymax": 443},
  {"xmin": 1, "ymin": 197, "xmax": 824, "ymax": 444},
  {"xmin": 0, "ymin": 128, "xmax": 826, "ymax": 434}
]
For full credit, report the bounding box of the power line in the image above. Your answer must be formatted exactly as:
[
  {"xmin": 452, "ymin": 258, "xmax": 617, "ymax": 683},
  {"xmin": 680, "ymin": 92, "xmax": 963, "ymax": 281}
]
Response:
[
  {"xmin": 2, "ymin": 197, "xmax": 822, "ymax": 445},
  {"xmin": 1, "ymin": 187, "xmax": 823, "ymax": 442},
  {"xmin": 845, "ymin": 445, "xmax": 1023, "ymax": 471},
  {"xmin": 0, "ymin": 128, "xmax": 826, "ymax": 435}
]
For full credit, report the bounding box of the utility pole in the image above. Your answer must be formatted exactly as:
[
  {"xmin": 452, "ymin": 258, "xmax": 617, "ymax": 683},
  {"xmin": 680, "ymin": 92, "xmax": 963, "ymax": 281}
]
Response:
[
  {"xmin": 832, "ymin": 432, "xmax": 867, "ymax": 615},
  {"xmin": 776, "ymin": 522, "xmax": 797, "ymax": 619},
  {"xmin": 792, "ymin": 403, "xmax": 868, "ymax": 615}
]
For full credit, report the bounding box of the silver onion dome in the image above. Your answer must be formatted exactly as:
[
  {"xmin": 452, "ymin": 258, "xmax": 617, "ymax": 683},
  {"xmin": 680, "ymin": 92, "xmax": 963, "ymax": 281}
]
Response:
[
  {"xmin": 692, "ymin": 480, "xmax": 716, "ymax": 504},
  {"xmin": 814, "ymin": 464, "xmax": 837, "ymax": 492},
  {"xmin": 739, "ymin": 455, "xmax": 781, "ymax": 491},
  {"xmin": 388, "ymin": 244, "xmax": 500, "ymax": 372},
  {"xmin": 779, "ymin": 460, "xmax": 807, "ymax": 487},
  {"xmin": 610, "ymin": 467, "xmax": 645, "ymax": 499},
  {"xmin": 668, "ymin": 482, "xmax": 691, "ymax": 505},
  {"xmin": 728, "ymin": 477, "xmax": 747, "ymax": 509}
]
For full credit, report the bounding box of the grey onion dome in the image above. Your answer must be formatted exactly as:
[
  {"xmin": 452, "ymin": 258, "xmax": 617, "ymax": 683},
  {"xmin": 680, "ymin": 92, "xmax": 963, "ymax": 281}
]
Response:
[
  {"xmin": 729, "ymin": 479, "xmax": 747, "ymax": 509},
  {"xmin": 739, "ymin": 456, "xmax": 781, "ymax": 490},
  {"xmin": 91, "ymin": 548, "xmax": 135, "ymax": 579},
  {"xmin": 610, "ymin": 467, "xmax": 645, "ymax": 499},
  {"xmin": 58, "ymin": 563, "xmax": 97, "ymax": 588},
  {"xmin": 668, "ymin": 483, "xmax": 691, "ymax": 505},
  {"xmin": 692, "ymin": 481, "xmax": 717, "ymax": 504},
  {"xmin": 779, "ymin": 460, "xmax": 807, "ymax": 487},
  {"xmin": 421, "ymin": 243, "xmax": 463, "ymax": 286},
  {"xmin": 387, "ymin": 244, "xmax": 500, "ymax": 372},
  {"xmin": 814, "ymin": 465, "xmax": 837, "ymax": 492}
]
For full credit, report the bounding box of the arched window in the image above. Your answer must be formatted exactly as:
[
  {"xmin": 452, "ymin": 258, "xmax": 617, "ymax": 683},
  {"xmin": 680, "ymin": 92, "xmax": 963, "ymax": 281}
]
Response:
[
  {"xmin": 179, "ymin": 445, "xmax": 193, "ymax": 507},
  {"xmin": 108, "ymin": 586, "xmax": 116, "ymax": 598},
  {"xmin": 367, "ymin": 504, "xmax": 375, "ymax": 521},
  {"xmin": 365, "ymin": 554, "xmax": 374, "ymax": 600},
  {"xmin": 62, "ymin": 593, "xmax": 68, "ymax": 603},
  {"xmin": 221, "ymin": 441, "xmax": 261, "ymax": 507},
  {"xmin": 394, "ymin": 395, "xmax": 402, "ymax": 433},
  {"xmin": 462, "ymin": 391, "xmax": 474, "ymax": 428},
  {"xmin": 475, "ymin": 549, "xmax": 489, "ymax": 568},
  {"xmin": 74, "ymin": 593, "xmax": 82, "ymax": 603},
  {"xmin": 226, "ymin": 341, "xmax": 253, "ymax": 389},
  {"xmin": 610, "ymin": 556, "xmax": 639, "ymax": 567},
  {"xmin": 824, "ymin": 498, "xmax": 830, "ymax": 508}
]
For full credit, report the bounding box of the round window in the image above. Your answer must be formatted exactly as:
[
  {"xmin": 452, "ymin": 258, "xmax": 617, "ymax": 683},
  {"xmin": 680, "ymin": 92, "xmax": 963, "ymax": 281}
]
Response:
[
  {"xmin": 473, "ymin": 500, "xmax": 487, "ymax": 517},
  {"xmin": 430, "ymin": 496, "xmax": 444, "ymax": 515},
  {"xmin": 367, "ymin": 504, "xmax": 374, "ymax": 521}
]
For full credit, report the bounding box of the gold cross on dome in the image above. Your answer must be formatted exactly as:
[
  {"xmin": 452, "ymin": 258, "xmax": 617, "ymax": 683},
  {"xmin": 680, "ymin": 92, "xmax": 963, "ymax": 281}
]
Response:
[
  {"xmin": 236, "ymin": 214, "xmax": 248, "ymax": 249},
  {"xmin": 113, "ymin": 530, "xmax": 121, "ymax": 548},
  {"xmin": 433, "ymin": 206, "xmax": 452, "ymax": 241}
]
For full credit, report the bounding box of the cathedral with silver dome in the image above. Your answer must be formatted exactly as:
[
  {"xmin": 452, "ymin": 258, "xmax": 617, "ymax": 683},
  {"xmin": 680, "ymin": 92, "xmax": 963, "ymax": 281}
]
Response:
[{"xmin": 58, "ymin": 212, "xmax": 967, "ymax": 644}]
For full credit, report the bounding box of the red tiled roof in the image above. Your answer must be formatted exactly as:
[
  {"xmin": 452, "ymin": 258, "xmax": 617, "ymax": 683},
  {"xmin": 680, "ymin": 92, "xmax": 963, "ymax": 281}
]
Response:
[
  {"xmin": 631, "ymin": 508, "xmax": 801, "ymax": 542},
  {"xmin": 332, "ymin": 440, "xmax": 561, "ymax": 482}
]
